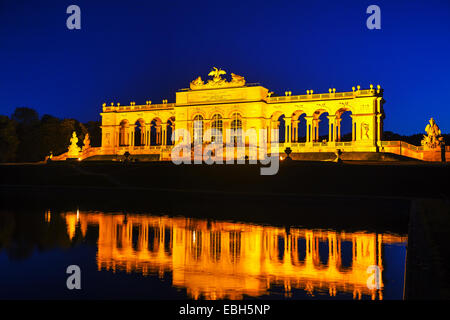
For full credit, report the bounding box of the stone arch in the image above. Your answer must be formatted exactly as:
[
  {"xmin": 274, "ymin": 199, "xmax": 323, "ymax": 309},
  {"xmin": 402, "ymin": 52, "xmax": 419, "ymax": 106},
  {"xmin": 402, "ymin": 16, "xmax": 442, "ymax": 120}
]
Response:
[
  {"xmin": 191, "ymin": 111, "xmax": 207, "ymax": 121},
  {"xmin": 119, "ymin": 119, "xmax": 129, "ymax": 146},
  {"xmin": 291, "ymin": 110, "xmax": 307, "ymax": 143},
  {"xmin": 150, "ymin": 117, "xmax": 162, "ymax": 146},
  {"xmin": 270, "ymin": 110, "xmax": 284, "ymax": 121},
  {"xmin": 166, "ymin": 116, "xmax": 175, "ymax": 146},
  {"xmin": 312, "ymin": 109, "xmax": 329, "ymax": 142},
  {"xmin": 268, "ymin": 111, "xmax": 285, "ymax": 143},
  {"xmin": 336, "ymin": 108, "xmax": 353, "ymax": 142},
  {"xmin": 227, "ymin": 109, "xmax": 244, "ymax": 119},
  {"xmin": 134, "ymin": 118, "xmax": 145, "ymax": 146}
]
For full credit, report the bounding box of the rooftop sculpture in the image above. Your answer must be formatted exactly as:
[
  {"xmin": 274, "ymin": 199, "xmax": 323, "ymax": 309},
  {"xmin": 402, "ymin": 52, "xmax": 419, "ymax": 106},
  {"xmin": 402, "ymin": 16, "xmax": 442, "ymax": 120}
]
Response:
[{"xmin": 190, "ymin": 67, "xmax": 245, "ymax": 90}]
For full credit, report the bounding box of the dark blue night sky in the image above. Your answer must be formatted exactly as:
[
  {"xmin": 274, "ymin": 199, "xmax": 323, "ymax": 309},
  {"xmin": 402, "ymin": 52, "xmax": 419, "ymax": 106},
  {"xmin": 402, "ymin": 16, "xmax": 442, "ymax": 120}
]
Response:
[{"xmin": 0, "ymin": 0, "xmax": 449, "ymax": 134}]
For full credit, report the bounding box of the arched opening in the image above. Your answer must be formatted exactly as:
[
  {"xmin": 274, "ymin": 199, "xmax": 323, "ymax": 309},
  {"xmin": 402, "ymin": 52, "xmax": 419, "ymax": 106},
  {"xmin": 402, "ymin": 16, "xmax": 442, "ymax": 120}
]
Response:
[
  {"xmin": 292, "ymin": 111, "xmax": 306, "ymax": 143},
  {"xmin": 312, "ymin": 110, "xmax": 329, "ymax": 142},
  {"xmin": 193, "ymin": 114, "xmax": 204, "ymax": 144},
  {"xmin": 278, "ymin": 115, "xmax": 286, "ymax": 143},
  {"xmin": 166, "ymin": 117, "xmax": 175, "ymax": 145},
  {"xmin": 230, "ymin": 112, "xmax": 243, "ymax": 145},
  {"xmin": 336, "ymin": 109, "xmax": 353, "ymax": 142},
  {"xmin": 211, "ymin": 114, "xmax": 223, "ymax": 143},
  {"xmin": 134, "ymin": 119, "xmax": 145, "ymax": 146},
  {"xmin": 119, "ymin": 120, "xmax": 129, "ymax": 146},
  {"xmin": 150, "ymin": 118, "xmax": 162, "ymax": 146},
  {"xmin": 318, "ymin": 112, "xmax": 330, "ymax": 142}
]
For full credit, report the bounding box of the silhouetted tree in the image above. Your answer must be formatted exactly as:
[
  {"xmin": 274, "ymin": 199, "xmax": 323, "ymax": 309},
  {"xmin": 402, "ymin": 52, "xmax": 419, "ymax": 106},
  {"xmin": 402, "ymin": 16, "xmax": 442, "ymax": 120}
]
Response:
[
  {"xmin": 84, "ymin": 121, "xmax": 101, "ymax": 147},
  {"xmin": 0, "ymin": 116, "xmax": 19, "ymax": 162},
  {"xmin": 12, "ymin": 107, "xmax": 41, "ymax": 161},
  {"xmin": 39, "ymin": 114, "xmax": 63, "ymax": 157}
]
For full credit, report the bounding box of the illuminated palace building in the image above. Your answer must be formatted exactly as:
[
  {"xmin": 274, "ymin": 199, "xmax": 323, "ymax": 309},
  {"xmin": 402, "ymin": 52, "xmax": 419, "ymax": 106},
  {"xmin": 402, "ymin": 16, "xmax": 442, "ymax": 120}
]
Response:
[
  {"xmin": 63, "ymin": 211, "xmax": 407, "ymax": 300},
  {"xmin": 52, "ymin": 67, "xmax": 446, "ymax": 161},
  {"xmin": 94, "ymin": 67, "xmax": 386, "ymax": 161}
]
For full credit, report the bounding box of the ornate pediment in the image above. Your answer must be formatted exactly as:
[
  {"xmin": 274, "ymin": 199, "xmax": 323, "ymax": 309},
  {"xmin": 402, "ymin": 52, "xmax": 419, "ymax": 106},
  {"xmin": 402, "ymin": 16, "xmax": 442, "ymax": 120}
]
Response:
[{"xmin": 190, "ymin": 67, "xmax": 246, "ymax": 90}]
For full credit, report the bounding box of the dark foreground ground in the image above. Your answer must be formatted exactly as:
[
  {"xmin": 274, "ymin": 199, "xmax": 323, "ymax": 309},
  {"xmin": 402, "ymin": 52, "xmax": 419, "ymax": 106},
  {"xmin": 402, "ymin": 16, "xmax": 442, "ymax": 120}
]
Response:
[{"xmin": 0, "ymin": 160, "xmax": 449, "ymax": 299}]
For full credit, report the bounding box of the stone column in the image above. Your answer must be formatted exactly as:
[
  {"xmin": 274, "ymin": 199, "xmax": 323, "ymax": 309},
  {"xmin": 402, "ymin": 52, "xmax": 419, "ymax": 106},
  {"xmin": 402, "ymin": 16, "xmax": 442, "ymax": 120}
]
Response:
[
  {"xmin": 204, "ymin": 121, "xmax": 210, "ymax": 143},
  {"xmin": 376, "ymin": 114, "xmax": 382, "ymax": 144},
  {"xmin": 285, "ymin": 117, "xmax": 291, "ymax": 145},
  {"xmin": 130, "ymin": 126, "xmax": 134, "ymax": 146},
  {"xmin": 335, "ymin": 118, "xmax": 342, "ymax": 142},
  {"xmin": 156, "ymin": 126, "xmax": 161, "ymax": 145},
  {"xmin": 169, "ymin": 123, "xmax": 175, "ymax": 145},
  {"xmin": 312, "ymin": 118, "xmax": 320, "ymax": 142},
  {"xmin": 351, "ymin": 116, "xmax": 356, "ymax": 141},
  {"xmin": 305, "ymin": 116, "xmax": 314, "ymax": 144},
  {"xmin": 222, "ymin": 120, "xmax": 230, "ymax": 146},
  {"xmin": 291, "ymin": 120, "xmax": 299, "ymax": 143},
  {"xmin": 327, "ymin": 115, "xmax": 336, "ymax": 143},
  {"xmin": 272, "ymin": 121, "xmax": 280, "ymax": 143},
  {"xmin": 161, "ymin": 124, "xmax": 165, "ymax": 146}
]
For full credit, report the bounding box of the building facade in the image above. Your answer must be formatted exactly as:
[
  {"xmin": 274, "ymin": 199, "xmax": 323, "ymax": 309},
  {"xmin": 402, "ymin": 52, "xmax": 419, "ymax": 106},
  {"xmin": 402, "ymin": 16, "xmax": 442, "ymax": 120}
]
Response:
[{"xmin": 99, "ymin": 68, "xmax": 385, "ymax": 160}]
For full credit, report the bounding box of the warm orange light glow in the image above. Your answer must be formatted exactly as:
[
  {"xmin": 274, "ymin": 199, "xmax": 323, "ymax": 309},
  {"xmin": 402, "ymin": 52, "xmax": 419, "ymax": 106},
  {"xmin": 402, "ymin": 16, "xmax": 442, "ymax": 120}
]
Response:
[
  {"xmin": 44, "ymin": 210, "xmax": 51, "ymax": 223},
  {"xmin": 62, "ymin": 211, "xmax": 406, "ymax": 300}
]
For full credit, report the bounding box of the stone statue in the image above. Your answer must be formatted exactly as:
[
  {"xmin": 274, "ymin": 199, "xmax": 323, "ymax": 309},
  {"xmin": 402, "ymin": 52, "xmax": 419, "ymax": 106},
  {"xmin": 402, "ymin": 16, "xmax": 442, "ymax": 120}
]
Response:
[
  {"xmin": 208, "ymin": 67, "xmax": 226, "ymax": 82},
  {"xmin": 82, "ymin": 133, "xmax": 91, "ymax": 151},
  {"xmin": 361, "ymin": 123, "xmax": 370, "ymax": 139},
  {"xmin": 68, "ymin": 131, "xmax": 81, "ymax": 158},
  {"xmin": 191, "ymin": 76, "xmax": 204, "ymax": 87},
  {"xmin": 230, "ymin": 73, "xmax": 245, "ymax": 85},
  {"xmin": 334, "ymin": 149, "xmax": 342, "ymax": 163},
  {"xmin": 421, "ymin": 118, "xmax": 443, "ymax": 149}
]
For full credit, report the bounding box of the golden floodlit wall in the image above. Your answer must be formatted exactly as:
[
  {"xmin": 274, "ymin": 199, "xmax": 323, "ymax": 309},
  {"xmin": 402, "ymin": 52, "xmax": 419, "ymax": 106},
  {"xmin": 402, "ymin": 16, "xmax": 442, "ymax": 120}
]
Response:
[{"xmin": 63, "ymin": 211, "xmax": 407, "ymax": 300}]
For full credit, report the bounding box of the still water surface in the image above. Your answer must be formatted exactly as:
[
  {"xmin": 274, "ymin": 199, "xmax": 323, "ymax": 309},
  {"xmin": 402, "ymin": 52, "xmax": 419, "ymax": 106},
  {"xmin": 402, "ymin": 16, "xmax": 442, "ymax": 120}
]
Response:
[{"xmin": 0, "ymin": 209, "xmax": 407, "ymax": 300}]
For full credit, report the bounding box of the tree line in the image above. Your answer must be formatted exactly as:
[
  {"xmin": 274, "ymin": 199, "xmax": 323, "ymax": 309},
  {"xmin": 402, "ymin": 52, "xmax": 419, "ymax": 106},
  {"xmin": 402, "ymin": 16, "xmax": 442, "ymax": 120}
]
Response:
[{"xmin": 0, "ymin": 107, "xmax": 101, "ymax": 162}]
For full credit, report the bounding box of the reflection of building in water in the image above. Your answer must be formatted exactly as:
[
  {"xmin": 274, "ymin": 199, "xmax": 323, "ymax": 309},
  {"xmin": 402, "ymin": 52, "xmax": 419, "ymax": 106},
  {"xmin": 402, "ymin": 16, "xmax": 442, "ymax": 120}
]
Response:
[{"xmin": 62, "ymin": 211, "xmax": 406, "ymax": 300}]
